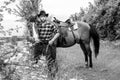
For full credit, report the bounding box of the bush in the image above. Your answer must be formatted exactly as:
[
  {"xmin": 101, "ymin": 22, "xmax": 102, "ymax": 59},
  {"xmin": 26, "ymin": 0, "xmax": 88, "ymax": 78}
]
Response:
[{"xmin": 71, "ymin": 0, "xmax": 120, "ymax": 41}]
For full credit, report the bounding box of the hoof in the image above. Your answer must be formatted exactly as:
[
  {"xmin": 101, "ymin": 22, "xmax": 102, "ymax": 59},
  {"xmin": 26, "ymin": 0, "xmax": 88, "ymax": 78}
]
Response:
[
  {"xmin": 88, "ymin": 67, "xmax": 92, "ymax": 70},
  {"xmin": 85, "ymin": 63, "xmax": 89, "ymax": 68}
]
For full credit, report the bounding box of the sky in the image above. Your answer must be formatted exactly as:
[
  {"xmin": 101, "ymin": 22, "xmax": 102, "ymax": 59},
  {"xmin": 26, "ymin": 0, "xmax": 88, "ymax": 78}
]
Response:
[
  {"xmin": 42, "ymin": 0, "xmax": 94, "ymax": 21},
  {"xmin": 0, "ymin": 0, "xmax": 26, "ymax": 37},
  {"xmin": 0, "ymin": 0, "xmax": 94, "ymax": 37}
]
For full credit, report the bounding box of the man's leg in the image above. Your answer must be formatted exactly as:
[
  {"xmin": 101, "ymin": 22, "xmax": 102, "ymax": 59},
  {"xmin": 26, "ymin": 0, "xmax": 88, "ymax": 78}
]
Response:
[
  {"xmin": 46, "ymin": 45, "xmax": 58, "ymax": 79},
  {"xmin": 33, "ymin": 42, "xmax": 43, "ymax": 64}
]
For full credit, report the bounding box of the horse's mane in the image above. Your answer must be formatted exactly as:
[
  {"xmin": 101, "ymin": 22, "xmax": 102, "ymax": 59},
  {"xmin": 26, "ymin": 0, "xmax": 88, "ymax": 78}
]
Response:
[{"xmin": 65, "ymin": 19, "xmax": 71, "ymax": 23}]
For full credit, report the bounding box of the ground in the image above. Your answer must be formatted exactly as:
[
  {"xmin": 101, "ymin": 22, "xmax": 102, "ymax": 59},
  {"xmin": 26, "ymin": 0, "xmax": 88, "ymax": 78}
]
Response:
[
  {"xmin": 56, "ymin": 40, "xmax": 120, "ymax": 80},
  {"xmin": 0, "ymin": 40, "xmax": 120, "ymax": 80}
]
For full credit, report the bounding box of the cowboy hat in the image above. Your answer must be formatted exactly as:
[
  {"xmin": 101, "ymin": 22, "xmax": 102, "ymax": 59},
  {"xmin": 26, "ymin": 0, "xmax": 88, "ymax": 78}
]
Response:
[{"xmin": 37, "ymin": 10, "xmax": 49, "ymax": 17}]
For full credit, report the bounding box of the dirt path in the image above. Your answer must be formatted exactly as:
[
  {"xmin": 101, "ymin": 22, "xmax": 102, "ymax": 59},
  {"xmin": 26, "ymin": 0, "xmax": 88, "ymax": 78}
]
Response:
[{"xmin": 56, "ymin": 41, "xmax": 120, "ymax": 80}]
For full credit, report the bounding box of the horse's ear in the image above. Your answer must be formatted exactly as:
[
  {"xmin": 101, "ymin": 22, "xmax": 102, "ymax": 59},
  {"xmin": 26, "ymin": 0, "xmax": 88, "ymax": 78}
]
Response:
[
  {"xmin": 65, "ymin": 19, "xmax": 71, "ymax": 24},
  {"xmin": 53, "ymin": 17, "xmax": 57, "ymax": 20},
  {"xmin": 53, "ymin": 17, "xmax": 61, "ymax": 24}
]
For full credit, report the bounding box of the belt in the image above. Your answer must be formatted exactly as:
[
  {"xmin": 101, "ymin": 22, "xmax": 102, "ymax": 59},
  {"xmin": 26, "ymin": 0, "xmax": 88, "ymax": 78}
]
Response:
[
  {"xmin": 40, "ymin": 40, "xmax": 49, "ymax": 44},
  {"xmin": 32, "ymin": 40, "xmax": 49, "ymax": 47}
]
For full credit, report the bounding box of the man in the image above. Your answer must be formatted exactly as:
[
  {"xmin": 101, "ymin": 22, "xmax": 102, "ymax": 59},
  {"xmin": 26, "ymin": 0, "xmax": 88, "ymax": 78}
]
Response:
[{"xmin": 33, "ymin": 10, "xmax": 60, "ymax": 78}]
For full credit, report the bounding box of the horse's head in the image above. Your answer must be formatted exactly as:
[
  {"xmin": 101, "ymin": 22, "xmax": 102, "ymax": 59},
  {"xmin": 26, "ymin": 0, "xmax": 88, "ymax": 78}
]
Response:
[
  {"xmin": 53, "ymin": 17, "xmax": 69, "ymax": 28},
  {"xmin": 53, "ymin": 17, "xmax": 61, "ymax": 24},
  {"xmin": 56, "ymin": 23, "xmax": 68, "ymax": 37},
  {"xmin": 65, "ymin": 19, "xmax": 71, "ymax": 24},
  {"xmin": 65, "ymin": 18, "xmax": 75, "ymax": 29}
]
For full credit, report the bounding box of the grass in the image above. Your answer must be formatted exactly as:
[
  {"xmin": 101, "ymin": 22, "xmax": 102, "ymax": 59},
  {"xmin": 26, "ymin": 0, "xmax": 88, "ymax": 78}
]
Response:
[{"xmin": 0, "ymin": 40, "xmax": 120, "ymax": 80}]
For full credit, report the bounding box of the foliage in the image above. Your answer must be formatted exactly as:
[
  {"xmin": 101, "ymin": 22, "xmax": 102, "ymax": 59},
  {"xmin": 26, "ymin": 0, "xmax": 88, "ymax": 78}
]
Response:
[
  {"xmin": 14, "ymin": 0, "xmax": 42, "ymax": 21},
  {"xmin": 0, "ymin": 0, "xmax": 42, "ymax": 37},
  {"xmin": 0, "ymin": 0, "xmax": 22, "ymax": 36},
  {"xmin": 70, "ymin": 8, "xmax": 85, "ymax": 21},
  {"xmin": 14, "ymin": 0, "xmax": 43, "ymax": 38},
  {"xmin": 71, "ymin": 0, "xmax": 120, "ymax": 41},
  {"xmin": 0, "ymin": 39, "xmax": 49, "ymax": 80}
]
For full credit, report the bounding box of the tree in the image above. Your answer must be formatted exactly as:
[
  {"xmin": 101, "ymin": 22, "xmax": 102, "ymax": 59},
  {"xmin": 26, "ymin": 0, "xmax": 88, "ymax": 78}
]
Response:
[
  {"xmin": 0, "ymin": 0, "xmax": 17, "ymax": 36},
  {"xmin": 77, "ymin": 0, "xmax": 120, "ymax": 41},
  {"xmin": 70, "ymin": 8, "xmax": 85, "ymax": 21},
  {"xmin": 14, "ymin": 0, "xmax": 42, "ymax": 38},
  {"xmin": 14, "ymin": 0, "xmax": 42, "ymax": 21}
]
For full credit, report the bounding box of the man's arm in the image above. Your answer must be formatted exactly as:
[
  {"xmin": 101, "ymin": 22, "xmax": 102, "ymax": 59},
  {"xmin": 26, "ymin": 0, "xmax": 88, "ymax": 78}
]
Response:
[
  {"xmin": 49, "ymin": 32, "xmax": 60, "ymax": 45},
  {"xmin": 51, "ymin": 32, "xmax": 60, "ymax": 41},
  {"xmin": 49, "ymin": 22, "xmax": 60, "ymax": 45}
]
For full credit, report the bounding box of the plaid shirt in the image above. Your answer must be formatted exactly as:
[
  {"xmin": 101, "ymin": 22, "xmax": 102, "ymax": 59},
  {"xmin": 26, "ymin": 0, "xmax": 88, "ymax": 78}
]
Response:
[{"xmin": 37, "ymin": 20, "xmax": 59, "ymax": 41}]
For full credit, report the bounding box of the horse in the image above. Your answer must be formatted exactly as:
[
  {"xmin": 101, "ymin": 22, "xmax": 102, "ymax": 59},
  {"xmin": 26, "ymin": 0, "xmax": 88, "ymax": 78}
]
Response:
[
  {"xmin": 31, "ymin": 17, "xmax": 100, "ymax": 69},
  {"xmin": 52, "ymin": 17, "xmax": 100, "ymax": 68}
]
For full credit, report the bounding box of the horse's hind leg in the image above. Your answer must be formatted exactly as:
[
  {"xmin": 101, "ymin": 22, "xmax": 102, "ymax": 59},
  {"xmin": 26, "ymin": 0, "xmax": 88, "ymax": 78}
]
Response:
[
  {"xmin": 79, "ymin": 40, "xmax": 89, "ymax": 67},
  {"xmin": 84, "ymin": 42, "xmax": 92, "ymax": 68},
  {"xmin": 84, "ymin": 41, "xmax": 93, "ymax": 68}
]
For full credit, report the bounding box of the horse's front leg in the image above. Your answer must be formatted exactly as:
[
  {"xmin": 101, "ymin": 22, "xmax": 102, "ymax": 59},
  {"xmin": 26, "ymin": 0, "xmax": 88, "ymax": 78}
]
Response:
[{"xmin": 87, "ymin": 47, "xmax": 92, "ymax": 68}]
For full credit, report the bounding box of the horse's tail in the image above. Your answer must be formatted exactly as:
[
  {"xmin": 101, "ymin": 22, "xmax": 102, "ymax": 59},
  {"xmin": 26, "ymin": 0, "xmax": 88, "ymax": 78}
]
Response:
[{"xmin": 89, "ymin": 24, "xmax": 100, "ymax": 58}]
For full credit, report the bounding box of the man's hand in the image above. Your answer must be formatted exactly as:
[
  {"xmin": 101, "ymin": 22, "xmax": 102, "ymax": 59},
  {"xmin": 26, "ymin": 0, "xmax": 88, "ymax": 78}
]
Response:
[
  {"xmin": 26, "ymin": 36, "xmax": 35, "ymax": 43},
  {"xmin": 48, "ymin": 40, "xmax": 54, "ymax": 45},
  {"xmin": 35, "ymin": 39, "xmax": 40, "ymax": 43}
]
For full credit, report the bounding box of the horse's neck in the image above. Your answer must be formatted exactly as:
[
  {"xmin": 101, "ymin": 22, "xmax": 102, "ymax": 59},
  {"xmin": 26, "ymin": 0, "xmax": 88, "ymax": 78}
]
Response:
[
  {"xmin": 72, "ymin": 22, "xmax": 78, "ymax": 30},
  {"xmin": 60, "ymin": 22, "xmax": 68, "ymax": 26},
  {"xmin": 32, "ymin": 23, "xmax": 39, "ymax": 41}
]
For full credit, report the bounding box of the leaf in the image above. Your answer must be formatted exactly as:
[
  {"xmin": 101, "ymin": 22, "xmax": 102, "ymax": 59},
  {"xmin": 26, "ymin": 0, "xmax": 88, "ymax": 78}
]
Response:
[
  {"xmin": 6, "ymin": 8, "xmax": 12, "ymax": 14},
  {"xmin": 0, "ymin": 18, "xmax": 3, "ymax": 22},
  {"xmin": 1, "ymin": 6, "xmax": 6, "ymax": 9},
  {"xmin": 10, "ymin": 0, "xmax": 16, "ymax": 3},
  {"xmin": 15, "ymin": 18, "xmax": 26, "ymax": 22},
  {"xmin": 4, "ymin": 1, "xmax": 11, "ymax": 5},
  {"xmin": 13, "ymin": 9, "xmax": 23, "ymax": 17},
  {"xmin": 0, "ymin": 9, "xmax": 3, "ymax": 12}
]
